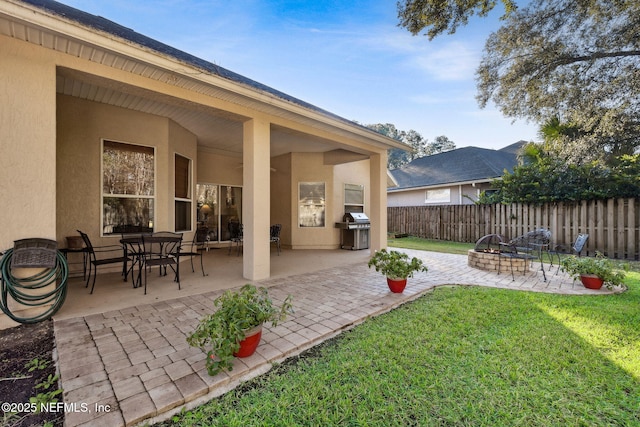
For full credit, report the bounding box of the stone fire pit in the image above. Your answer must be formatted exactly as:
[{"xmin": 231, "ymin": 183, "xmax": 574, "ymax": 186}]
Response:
[{"xmin": 468, "ymin": 234, "xmax": 530, "ymax": 274}]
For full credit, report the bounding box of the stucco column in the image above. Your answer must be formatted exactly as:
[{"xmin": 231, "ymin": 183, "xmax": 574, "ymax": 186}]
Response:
[
  {"xmin": 0, "ymin": 43, "xmax": 56, "ymax": 250},
  {"xmin": 242, "ymin": 118, "xmax": 271, "ymax": 280},
  {"xmin": 369, "ymin": 152, "xmax": 388, "ymax": 251}
]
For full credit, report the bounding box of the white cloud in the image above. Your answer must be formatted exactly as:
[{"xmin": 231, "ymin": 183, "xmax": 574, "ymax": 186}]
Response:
[{"xmin": 410, "ymin": 42, "xmax": 480, "ymax": 81}]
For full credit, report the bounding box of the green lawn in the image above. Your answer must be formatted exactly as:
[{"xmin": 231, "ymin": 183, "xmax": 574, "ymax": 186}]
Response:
[
  {"xmin": 160, "ymin": 238, "xmax": 640, "ymax": 427},
  {"xmin": 388, "ymin": 236, "xmax": 474, "ymax": 255}
]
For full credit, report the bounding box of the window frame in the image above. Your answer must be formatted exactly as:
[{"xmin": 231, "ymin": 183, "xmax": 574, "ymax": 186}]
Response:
[
  {"xmin": 425, "ymin": 188, "xmax": 451, "ymax": 204},
  {"xmin": 101, "ymin": 139, "xmax": 156, "ymax": 237},
  {"xmin": 344, "ymin": 183, "xmax": 365, "ymax": 213},
  {"xmin": 298, "ymin": 182, "xmax": 326, "ymax": 228},
  {"xmin": 174, "ymin": 153, "xmax": 192, "ymax": 232}
]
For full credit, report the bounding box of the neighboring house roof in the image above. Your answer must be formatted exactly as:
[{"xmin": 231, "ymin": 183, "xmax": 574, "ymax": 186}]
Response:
[
  {"xmin": 388, "ymin": 143, "xmax": 524, "ymax": 191},
  {"xmin": 498, "ymin": 140, "xmax": 529, "ymax": 155}
]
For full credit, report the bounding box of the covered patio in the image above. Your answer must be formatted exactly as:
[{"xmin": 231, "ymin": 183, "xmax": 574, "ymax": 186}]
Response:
[{"xmin": 0, "ymin": 0, "xmax": 409, "ymax": 329}]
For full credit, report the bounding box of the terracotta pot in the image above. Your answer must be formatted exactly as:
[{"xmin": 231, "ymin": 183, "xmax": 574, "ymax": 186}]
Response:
[
  {"xmin": 580, "ymin": 274, "xmax": 604, "ymax": 290},
  {"xmin": 234, "ymin": 324, "xmax": 263, "ymax": 357},
  {"xmin": 386, "ymin": 277, "xmax": 407, "ymax": 293}
]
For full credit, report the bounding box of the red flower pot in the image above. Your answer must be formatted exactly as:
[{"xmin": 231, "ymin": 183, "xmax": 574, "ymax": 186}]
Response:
[
  {"xmin": 580, "ymin": 274, "xmax": 604, "ymax": 290},
  {"xmin": 234, "ymin": 324, "xmax": 263, "ymax": 357},
  {"xmin": 386, "ymin": 277, "xmax": 407, "ymax": 293}
]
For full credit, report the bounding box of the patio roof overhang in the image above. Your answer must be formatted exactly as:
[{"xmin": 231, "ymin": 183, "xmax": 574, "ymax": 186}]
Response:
[{"xmin": 1, "ymin": 0, "xmax": 410, "ymax": 158}]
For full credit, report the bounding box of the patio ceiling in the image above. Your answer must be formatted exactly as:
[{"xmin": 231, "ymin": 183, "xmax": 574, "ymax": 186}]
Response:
[{"xmin": 56, "ymin": 68, "xmax": 350, "ymax": 159}]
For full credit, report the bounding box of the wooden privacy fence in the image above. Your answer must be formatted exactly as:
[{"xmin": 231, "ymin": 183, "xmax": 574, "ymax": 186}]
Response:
[{"xmin": 388, "ymin": 198, "xmax": 639, "ymax": 260}]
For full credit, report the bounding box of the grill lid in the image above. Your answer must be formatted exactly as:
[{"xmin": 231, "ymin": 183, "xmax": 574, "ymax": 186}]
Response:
[{"xmin": 343, "ymin": 212, "xmax": 369, "ymax": 223}]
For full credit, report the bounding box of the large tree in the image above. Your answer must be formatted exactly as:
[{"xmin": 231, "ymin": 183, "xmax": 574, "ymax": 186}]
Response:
[
  {"xmin": 398, "ymin": 0, "xmax": 517, "ymax": 40},
  {"xmin": 426, "ymin": 135, "xmax": 456, "ymax": 155},
  {"xmin": 366, "ymin": 123, "xmax": 456, "ymax": 168},
  {"xmin": 398, "ymin": 0, "xmax": 640, "ymax": 161}
]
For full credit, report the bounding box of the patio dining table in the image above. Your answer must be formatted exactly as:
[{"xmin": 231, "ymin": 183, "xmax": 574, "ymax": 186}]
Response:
[
  {"xmin": 120, "ymin": 234, "xmax": 183, "ymax": 294},
  {"xmin": 120, "ymin": 236, "xmax": 146, "ymax": 289}
]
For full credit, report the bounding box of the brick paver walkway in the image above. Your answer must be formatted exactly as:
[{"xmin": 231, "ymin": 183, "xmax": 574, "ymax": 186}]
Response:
[{"xmin": 54, "ymin": 250, "xmax": 618, "ymax": 426}]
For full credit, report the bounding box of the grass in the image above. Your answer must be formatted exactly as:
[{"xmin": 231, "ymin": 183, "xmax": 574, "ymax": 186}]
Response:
[
  {"xmin": 159, "ymin": 237, "xmax": 640, "ymax": 427},
  {"xmin": 388, "ymin": 236, "xmax": 474, "ymax": 255}
]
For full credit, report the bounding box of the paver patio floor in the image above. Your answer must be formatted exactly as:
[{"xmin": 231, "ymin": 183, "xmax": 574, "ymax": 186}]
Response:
[{"xmin": 53, "ymin": 249, "xmax": 617, "ymax": 426}]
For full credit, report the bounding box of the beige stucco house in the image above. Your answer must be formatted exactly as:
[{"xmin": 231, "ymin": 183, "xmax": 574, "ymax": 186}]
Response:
[{"xmin": 0, "ymin": 0, "xmax": 407, "ymax": 282}]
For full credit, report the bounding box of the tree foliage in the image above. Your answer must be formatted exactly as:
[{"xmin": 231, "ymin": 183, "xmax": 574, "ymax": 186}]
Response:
[
  {"xmin": 366, "ymin": 123, "xmax": 455, "ymax": 168},
  {"xmin": 476, "ymin": 0, "xmax": 640, "ymax": 158},
  {"xmin": 427, "ymin": 135, "xmax": 456, "ymax": 155},
  {"xmin": 398, "ymin": 0, "xmax": 640, "ymax": 160},
  {"xmin": 478, "ymin": 144, "xmax": 640, "ymax": 204},
  {"xmin": 398, "ymin": 0, "xmax": 517, "ymax": 40}
]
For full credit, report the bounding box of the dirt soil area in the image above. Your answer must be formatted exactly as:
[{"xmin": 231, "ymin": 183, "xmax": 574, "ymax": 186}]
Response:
[{"xmin": 0, "ymin": 320, "xmax": 63, "ymax": 427}]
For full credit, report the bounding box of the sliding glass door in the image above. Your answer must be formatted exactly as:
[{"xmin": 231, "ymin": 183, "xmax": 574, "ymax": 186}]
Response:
[{"xmin": 196, "ymin": 184, "xmax": 242, "ymax": 243}]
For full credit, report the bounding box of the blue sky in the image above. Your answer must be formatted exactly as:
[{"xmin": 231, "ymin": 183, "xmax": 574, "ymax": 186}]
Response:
[{"xmin": 58, "ymin": 0, "xmax": 539, "ymax": 150}]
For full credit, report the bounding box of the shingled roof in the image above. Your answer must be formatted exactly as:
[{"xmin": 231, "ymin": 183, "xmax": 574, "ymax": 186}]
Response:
[
  {"xmin": 19, "ymin": 0, "xmax": 372, "ymax": 132},
  {"xmin": 388, "ymin": 143, "xmax": 525, "ymax": 190}
]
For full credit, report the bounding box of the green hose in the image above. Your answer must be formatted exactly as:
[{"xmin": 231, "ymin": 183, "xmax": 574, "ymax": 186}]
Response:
[{"xmin": 0, "ymin": 249, "xmax": 68, "ymax": 324}]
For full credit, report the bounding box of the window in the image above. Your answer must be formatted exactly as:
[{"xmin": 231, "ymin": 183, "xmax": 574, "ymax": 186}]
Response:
[
  {"xmin": 298, "ymin": 182, "xmax": 325, "ymax": 227},
  {"xmin": 344, "ymin": 183, "xmax": 364, "ymax": 213},
  {"xmin": 175, "ymin": 154, "xmax": 192, "ymax": 232},
  {"xmin": 425, "ymin": 188, "xmax": 450, "ymax": 204},
  {"xmin": 102, "ymin": 140, "xmax": 154, "ymax": 235}
]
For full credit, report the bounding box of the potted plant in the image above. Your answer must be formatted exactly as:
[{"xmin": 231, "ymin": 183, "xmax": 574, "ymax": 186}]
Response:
[
  {"xmin": 367, "ymin": 249, "xmax": 428, "ymax": 293},
  {"xmin": 560, "ymin": 252, "xmax": 627, "ymax": 290},
  {"xmin": 187, "ymin": 284, "xmax": 293, "ymax": 375}
]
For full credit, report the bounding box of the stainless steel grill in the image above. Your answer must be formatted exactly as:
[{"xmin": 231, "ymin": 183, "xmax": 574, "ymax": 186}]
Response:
[{"xmin": 335, "ymin": 213, "xmax": 370, "ymax": 250}]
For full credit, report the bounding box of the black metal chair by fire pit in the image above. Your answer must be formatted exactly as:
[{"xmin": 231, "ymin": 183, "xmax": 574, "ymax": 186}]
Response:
[
  {"xmin": 548, "ymin": 233, "xmax": 589, "ymax": 273},
  {"xmin": 498, "ymin": 228, "xmax": 551, "ymax": 281}
]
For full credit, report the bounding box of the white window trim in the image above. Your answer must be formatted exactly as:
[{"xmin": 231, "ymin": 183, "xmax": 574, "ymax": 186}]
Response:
[
  {"xmin": 344, "ymin": 183, "xmax": 365, "ymax": 211},
  {"xmin": 100, "ymin": 139, "xmax": 156, "ymax": 237},
  {"xmin": 425, "ymin": 188, "xmax": 450, "ymax": 204},
  {"xmin": 174, "ymin": 153, "xmax": 193, "ymax": 233}
]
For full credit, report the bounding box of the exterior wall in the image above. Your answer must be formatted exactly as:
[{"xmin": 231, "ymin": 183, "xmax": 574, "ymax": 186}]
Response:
[
  {"xmin": 0, "ymin": 37, "xmax": 57, "ymax": 250},
  {"xmin": 56, "ymin": 95, "xmax": 196, "ymax": 247},
  {"xmin": 334, "ymin": 159, "xmax": 370, "ymax": 241},
  {"xmin": 196, "ymin": 151, "xmax": 243, "ymax": 187},
  {"xmin": 290, "ymin": 153, "xmax": 335, "ymax": 249},
  {"xmin": 269, "ymin": 154, "xmax": 373, "ymax": 250},
  {"xmin": 387, "ymin": 182, "xmax": 492, "ymax": 207}
]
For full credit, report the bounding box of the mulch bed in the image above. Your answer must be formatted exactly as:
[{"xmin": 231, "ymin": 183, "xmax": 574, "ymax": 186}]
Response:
[{"xmin": 0, "ymin": 320, "xmax": 63, "ymax": 427}]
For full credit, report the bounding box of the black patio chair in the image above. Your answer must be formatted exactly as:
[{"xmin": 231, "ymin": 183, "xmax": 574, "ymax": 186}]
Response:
[
  {"xmin": 498, "ymin": 228, "xmax": 551, "ymax": 281},
  {"xmin": 141, "ymin": 232, "xmax": 182, "ymax": 295},
  {"xmin": 270, "ymin": 224, "xmax": 282, "ymax": 255},
  {"xmin": 180, "ymin": 227, "xmax": 208, "ymax": 276},
  {"xmin": 228, "ymin": 221, "xmax": 243, "ymax": 256},
  {"xmin": 77, "ymin": 230, "xmax": 130, "ymax": 294},
  {"xmin": 548, "ymin": 233, "xmax": 589, "ymax": 273}
]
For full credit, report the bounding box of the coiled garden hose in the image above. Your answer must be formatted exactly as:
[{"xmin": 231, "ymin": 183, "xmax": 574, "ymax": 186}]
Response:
[{"xmin": 0, "ymin": 249, "xmax": 68, "ymax": 324}]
